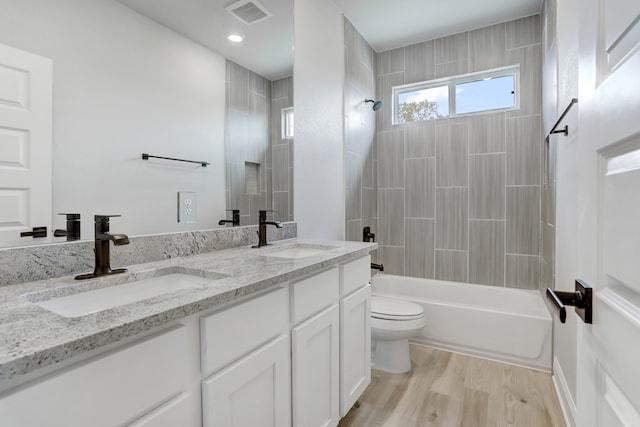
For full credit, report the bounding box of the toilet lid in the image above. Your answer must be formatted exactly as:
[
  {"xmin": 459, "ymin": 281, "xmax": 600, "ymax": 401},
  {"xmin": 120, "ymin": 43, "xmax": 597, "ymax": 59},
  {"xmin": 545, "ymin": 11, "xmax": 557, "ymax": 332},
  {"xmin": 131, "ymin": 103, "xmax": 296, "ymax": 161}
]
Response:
[{"xmin": 371, "ymin": 296, "xmax": 424, "ymax": 320}]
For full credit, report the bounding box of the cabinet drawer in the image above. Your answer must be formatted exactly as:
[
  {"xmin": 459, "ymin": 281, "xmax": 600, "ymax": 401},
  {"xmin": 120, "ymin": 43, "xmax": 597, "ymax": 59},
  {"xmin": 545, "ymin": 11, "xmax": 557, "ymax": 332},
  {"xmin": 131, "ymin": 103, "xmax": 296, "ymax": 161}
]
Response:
[
  {"xmin": 340, "ymin": 255, "xmax": 371, "ymax": 296},
  {"xmin": 291, "ymin": 267, "xmax": 339, "ymax": 324},
  {"xmin": 201, "ymin": 286, "xmax": 288, "ymax": 375}
]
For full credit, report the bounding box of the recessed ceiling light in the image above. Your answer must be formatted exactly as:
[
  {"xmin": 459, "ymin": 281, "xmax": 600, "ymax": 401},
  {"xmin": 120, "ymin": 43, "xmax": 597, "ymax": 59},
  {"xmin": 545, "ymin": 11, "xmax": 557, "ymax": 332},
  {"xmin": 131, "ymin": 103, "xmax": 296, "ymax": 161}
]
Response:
[{"xmin": 227, "ymin": 33, "xmax": 244, "ymax": 43}]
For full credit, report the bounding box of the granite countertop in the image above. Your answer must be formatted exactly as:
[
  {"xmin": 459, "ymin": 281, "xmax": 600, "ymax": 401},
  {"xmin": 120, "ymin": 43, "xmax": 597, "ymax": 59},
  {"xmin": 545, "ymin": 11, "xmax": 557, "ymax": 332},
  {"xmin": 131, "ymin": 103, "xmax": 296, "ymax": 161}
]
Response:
[{"xmin": 0, "ymin": 238, "xmax": 376, "ymax": 383}]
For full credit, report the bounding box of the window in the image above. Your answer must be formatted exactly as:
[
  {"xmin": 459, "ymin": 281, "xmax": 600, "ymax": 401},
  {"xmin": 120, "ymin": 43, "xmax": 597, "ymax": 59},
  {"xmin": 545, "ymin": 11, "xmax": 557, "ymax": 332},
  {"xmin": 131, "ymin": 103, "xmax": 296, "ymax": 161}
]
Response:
[
  {"xmin": 393, "ymin": 66, "xmax": 518, "ymax": 124},
  {"xmin": 282, "ymin": 107, "xmax": 294, "ymax": 139}
]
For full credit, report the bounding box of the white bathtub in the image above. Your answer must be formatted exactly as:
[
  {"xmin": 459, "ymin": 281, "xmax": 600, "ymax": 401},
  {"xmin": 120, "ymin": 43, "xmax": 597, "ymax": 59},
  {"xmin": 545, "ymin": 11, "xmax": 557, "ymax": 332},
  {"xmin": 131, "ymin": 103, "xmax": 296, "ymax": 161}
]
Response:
[{"xmin": 371, "ymin": 274, "xmax": 552, "ymax": 372}]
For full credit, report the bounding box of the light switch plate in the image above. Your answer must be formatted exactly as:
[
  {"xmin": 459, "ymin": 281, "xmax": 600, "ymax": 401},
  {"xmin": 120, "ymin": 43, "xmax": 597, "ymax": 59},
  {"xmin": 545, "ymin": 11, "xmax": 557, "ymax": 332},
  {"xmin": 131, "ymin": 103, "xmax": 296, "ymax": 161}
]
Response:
[{"xmin": 177, "ymin": 192, "xmax": 196, "ymax": 224}]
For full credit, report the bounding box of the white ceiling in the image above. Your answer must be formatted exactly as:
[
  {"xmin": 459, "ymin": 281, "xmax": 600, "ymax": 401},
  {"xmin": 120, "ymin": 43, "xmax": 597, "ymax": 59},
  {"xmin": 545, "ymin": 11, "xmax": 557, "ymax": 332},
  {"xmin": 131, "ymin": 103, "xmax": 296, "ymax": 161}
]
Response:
[{"xmin": 117, "ymin": 0, "xmax": 543, "ymax": 81}]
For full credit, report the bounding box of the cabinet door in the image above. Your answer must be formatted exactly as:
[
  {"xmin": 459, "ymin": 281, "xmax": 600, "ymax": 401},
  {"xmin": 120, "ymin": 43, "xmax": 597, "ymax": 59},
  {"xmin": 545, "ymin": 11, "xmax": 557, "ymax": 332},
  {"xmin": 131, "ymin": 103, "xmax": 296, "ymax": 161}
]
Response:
[
  {"xmin": 127, "ymin": 393, "xmax": 190, "ymax": 427},
  {"xmin": 202, "ymin": 334, "xmax": 291, "ymax": 427},
  {"xmin": 339, "ymin": 285, "xmax": 371, "ymax": 417},
  {"xmin": 292, "ymin": 304, "xmax": 340, "ymax": 427}
]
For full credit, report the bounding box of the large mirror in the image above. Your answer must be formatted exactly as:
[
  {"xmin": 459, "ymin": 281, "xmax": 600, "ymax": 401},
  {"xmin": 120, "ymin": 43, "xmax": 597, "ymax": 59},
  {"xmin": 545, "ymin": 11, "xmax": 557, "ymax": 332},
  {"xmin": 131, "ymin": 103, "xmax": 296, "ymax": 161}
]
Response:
[{"xmin": 0, "ymin": 0, "xmax": 293, "ymax": 248}]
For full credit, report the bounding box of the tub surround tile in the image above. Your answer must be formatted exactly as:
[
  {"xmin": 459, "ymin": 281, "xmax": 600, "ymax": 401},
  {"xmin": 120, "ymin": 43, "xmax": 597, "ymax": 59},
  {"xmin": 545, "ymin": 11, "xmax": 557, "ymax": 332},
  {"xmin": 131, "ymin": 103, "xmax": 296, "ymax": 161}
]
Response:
[
  {"xmin": 405, "ymin": 219, "xmax": 435, "ymax": 279},
  {"xmin": 469, "ymin": 220, "xmax": 505, "ymax": 287},
  {"xmin": 405, "ymin": 120, "xmax": 436, "ymax": 158},
  {"xmin": 376, "ymin": 72, "xmax": 405, "ymax": 131},
  {"xmin": 436, "ymin": 123, "xmax": 469, "ymax": 187},
  {"xmin": 506, "ymin": 115, "xmax": 541, "ymax": 186},
  {"xmin": 506, "ymin": 45, "xmax": 542, "ymax": 118},
  {"xmin": 378, "ymin": 189, "xmax": 405, "ymax": 247},
  {"xmin": 380, "ymin": 245, "xmax": 405, "ymax": 275},
  {"xmin": 406, "ymin": 158, "xmax": 436, "ymax": 218},
  {"xmin": 376, "ymin": 48, "xmax": 405, "ymax": 76},
  {"xmin": 469, "ymin": 154, "xmax": 505, "ymax": 220},
  {"xmin": 0, "ymin": 238, "xmax": 376, "ymax": 382},
  {"xmin": 506, "ymin": 186, "xmax": 540, "ymax": 255},
  {"xmin": 506, "ymin": 15, "xmax": 542, "ymax": 50},
  {"xmin": 505, "ymin": 254, "xmax": 540, "ymax": 289},
  {"xmin": 468, "ymin": 23, "xmax": 506, "ymax": 72},
  {"xmin": 377, "ymin": 130, "xmax": 405, "ymax": 188},
  {"xmin": 404, "ymin": 41, "xmax": 436, "ymax": 83},
  {"xmin": 435, "ymin": 250, "xmax": 468, "ymax": 282},
  {"xmin": 435, "ymin": 33, "xmax": 469, "ymax": 64},
  {"xmin": 468, "ymin": 113, "xmax": 506, "ymax": 154},
  {"xmin": 436, "ymin": 188, "xmax": 468, "ymax": 251},
  {"xmin": 435, "ymin": 59, "xmax": 469, "ymax": 79}
]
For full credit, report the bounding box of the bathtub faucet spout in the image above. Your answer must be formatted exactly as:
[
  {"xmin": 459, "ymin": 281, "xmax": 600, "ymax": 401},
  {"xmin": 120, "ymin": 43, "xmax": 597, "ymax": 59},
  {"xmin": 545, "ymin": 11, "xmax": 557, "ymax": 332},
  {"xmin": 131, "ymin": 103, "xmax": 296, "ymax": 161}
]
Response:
[{"xmin": 371, "ymin": 263, "xmax": 384, "ymax": 271}]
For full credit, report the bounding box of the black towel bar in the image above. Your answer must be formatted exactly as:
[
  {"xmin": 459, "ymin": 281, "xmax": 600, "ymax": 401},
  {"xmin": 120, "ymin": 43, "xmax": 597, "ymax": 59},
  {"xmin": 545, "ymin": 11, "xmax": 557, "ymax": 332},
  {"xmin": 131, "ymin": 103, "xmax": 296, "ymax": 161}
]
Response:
[{"xmin": 142, "ymin": 153, "xmax": 210, "ymax": 167}]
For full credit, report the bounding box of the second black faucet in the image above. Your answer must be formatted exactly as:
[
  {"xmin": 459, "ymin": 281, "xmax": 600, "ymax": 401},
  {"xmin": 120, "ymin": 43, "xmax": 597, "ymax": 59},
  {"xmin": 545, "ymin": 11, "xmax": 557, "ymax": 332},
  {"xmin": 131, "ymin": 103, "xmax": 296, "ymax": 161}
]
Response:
[{"xmin": 253, "ymin": 210, "xmax": 283, "ymax": 248}]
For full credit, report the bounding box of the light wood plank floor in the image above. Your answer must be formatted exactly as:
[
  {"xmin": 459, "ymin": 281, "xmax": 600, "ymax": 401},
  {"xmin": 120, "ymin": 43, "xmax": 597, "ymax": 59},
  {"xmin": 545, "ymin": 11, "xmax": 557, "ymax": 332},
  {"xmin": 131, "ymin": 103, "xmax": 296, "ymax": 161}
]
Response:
[{"xmin": 339, "ymin": 345, "xmax": 566, "ymax": 427}]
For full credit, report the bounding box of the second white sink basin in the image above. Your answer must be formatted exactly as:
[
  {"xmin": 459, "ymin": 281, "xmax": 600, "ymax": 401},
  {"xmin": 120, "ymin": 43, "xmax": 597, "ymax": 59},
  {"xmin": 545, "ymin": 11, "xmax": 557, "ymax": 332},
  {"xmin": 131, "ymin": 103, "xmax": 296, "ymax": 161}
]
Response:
[{"xmin": 32, "ymin": 273, "xmax": 216, "ymax": 318}]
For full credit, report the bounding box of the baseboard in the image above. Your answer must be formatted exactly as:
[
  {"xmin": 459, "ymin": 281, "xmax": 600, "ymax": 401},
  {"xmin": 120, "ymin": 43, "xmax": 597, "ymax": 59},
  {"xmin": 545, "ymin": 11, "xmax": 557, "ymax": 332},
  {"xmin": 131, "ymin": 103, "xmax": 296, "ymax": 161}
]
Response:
[{"xmin": 552, "ymin": 356, "xmax": 577, "ymax": 427}]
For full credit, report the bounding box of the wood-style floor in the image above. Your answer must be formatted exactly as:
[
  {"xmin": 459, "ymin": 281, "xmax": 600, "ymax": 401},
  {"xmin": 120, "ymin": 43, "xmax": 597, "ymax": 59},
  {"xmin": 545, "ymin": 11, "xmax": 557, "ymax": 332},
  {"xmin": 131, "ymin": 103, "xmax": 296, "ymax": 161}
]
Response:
[{"xmin": 339, "ymin": 345, "xmax": 566, "ymax": 427}]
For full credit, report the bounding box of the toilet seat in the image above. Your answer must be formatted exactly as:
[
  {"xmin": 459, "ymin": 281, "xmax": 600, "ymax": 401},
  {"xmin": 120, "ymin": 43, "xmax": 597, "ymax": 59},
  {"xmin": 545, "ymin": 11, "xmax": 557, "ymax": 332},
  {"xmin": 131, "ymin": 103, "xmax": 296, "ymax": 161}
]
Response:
[{"xmin": 371, "ymin": 296, "xmax": 424, "ymax": 321}]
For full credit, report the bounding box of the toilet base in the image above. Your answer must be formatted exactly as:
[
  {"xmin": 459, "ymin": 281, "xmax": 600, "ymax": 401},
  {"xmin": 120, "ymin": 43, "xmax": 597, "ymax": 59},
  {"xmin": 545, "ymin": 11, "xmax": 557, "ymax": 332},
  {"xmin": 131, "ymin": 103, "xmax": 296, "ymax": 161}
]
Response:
[{"xmin": 372, "ymin": 338, "xmax": 412, "ymax": 373}]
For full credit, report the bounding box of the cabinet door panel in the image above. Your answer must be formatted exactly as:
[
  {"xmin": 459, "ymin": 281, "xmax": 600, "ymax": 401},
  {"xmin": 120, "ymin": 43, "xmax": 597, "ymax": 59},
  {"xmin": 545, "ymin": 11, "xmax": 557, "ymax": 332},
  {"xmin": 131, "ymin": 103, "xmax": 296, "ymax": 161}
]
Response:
[
  {"xmin": 292, "ymin": 304, "xmax": 340, "ymax": 427},
  {"xmin": 202, "ymin": 334, "xmax": 291, "ymax": 427},
  {"xmin": 340, "ymin": 285, "xmax": 371, "ymax": 417}
]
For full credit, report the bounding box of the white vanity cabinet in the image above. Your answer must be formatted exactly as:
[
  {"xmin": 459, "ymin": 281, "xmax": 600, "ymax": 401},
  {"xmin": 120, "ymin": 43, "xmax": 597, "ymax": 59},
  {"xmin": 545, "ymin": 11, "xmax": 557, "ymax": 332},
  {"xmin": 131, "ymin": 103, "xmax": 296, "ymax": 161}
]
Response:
[
  {"xmin": 0, "ymin": 325, "xmax": 190, "ymax": 427},
  {"xmin": 0, "ymin": 253, "xmax": 372, "ymax": 427},
  {"xmin": 290, "ymin": 255, "xmax": 371, "ymax": 427},
  {"xmin": 339, "ymin": 256, "xmax": 372, "ymax": 417}
]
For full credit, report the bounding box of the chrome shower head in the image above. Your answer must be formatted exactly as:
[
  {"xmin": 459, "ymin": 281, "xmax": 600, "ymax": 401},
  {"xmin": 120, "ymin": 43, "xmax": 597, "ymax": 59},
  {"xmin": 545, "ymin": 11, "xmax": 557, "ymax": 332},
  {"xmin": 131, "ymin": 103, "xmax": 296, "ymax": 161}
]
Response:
[{"xmin": 365, "ymin": 99, "xmax": 383, "ymax": 111}]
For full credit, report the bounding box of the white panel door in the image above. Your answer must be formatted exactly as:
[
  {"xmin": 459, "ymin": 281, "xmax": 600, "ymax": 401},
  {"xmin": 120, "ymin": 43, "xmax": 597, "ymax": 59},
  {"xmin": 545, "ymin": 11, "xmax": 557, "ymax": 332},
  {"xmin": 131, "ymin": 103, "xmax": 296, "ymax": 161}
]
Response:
[
  {"xmin": 576, "ymin": 2, "xmax": 640, "ymax": 426},
  {"xmin": 0, "ymin": 43, "xmax": 52, "ymax": 247},
  {"xmin": 202, "ymin": 334, "xmax": 291, "ymax": 427},
  {"xmin": 339, "ymin": 284, "xmax": 371, "ymax": 417},
  {"xmin": 292, "ymin": 304, "xmax": 340, "ymax": 427}
]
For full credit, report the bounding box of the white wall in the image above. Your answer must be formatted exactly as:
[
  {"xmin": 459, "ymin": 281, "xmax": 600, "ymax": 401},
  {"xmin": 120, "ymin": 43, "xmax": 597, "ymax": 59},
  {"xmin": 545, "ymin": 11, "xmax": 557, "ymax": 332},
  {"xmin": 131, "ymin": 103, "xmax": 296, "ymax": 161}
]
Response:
[
  {"xmin": 545, "ymin": 0, "xmax": 580, "ymax": 423},
  {"xmin": 293, "ymin": 0, "xmax": 345, "ymax": 240},
  {"xmin": 0, "ymin": 0, "xmax": 226, "ymax": 240}
]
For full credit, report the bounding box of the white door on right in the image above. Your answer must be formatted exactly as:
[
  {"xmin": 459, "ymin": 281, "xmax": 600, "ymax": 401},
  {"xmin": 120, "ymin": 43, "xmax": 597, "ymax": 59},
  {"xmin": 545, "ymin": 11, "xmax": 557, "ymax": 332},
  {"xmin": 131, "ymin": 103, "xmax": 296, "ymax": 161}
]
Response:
[
  {"xmin": 0, "ymin": 43, "xmax": 52, "ymax": 247},
  {"xmin": 576, "ymin": 1, "xmax": 640, "ymax": 426}
]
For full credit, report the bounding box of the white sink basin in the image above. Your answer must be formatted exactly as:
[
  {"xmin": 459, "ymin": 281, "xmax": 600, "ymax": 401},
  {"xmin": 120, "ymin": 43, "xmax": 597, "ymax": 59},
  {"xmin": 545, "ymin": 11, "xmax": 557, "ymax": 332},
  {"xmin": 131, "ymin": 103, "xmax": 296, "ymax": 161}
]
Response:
[
  {"xmin": 32, "ymin": 273, "xmax": 216, "ymax": 318},
  {"xmin": 263, "ymin": 244, "xmax": 338, "ymax": 259}
]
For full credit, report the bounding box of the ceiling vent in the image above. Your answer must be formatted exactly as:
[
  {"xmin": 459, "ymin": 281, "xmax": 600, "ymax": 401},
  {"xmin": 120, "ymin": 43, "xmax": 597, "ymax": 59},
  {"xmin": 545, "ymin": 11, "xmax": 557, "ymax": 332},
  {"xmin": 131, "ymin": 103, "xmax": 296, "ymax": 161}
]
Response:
[{"xmin": 225, "ymin": 0, "xmax": 272, "ymax": 25}]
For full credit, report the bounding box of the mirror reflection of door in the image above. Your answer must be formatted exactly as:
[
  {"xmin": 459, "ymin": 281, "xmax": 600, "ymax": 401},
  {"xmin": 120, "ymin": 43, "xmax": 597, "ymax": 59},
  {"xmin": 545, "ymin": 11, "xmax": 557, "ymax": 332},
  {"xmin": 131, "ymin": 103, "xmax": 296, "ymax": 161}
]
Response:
[{"xmin": 0, "ymin": 43, "xmax": 52, "ymax": 247}]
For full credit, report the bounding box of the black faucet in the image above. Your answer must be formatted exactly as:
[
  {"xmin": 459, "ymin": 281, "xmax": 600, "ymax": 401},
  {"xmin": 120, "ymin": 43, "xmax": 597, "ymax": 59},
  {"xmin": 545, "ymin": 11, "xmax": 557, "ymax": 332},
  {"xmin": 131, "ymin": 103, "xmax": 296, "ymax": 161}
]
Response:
[
  {"xmin": 53, "ymin": 213, "xmax": 81, "ymax": 241},
  {"xmin": 75, "ymin": 215, "xmax": 129, "ymax": 280},
  {"xmin": 218, "ymin": 209, "xmax": 240, "ymax": 226},
  {"xmin": 363, "ymin": 226, "xmax": 375, "ymax": 242},
  {"xmin": 252, "ymin": 210, "xmax": 283, "ymax": 248}
]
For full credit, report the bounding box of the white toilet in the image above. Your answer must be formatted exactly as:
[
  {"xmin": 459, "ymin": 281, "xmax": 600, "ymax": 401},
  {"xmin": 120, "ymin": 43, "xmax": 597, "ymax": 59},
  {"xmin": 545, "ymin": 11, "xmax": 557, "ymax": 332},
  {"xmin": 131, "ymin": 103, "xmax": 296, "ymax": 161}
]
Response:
[{"xmin": 371, "ymin": 295, "xmax": 426, "ymax": 373}]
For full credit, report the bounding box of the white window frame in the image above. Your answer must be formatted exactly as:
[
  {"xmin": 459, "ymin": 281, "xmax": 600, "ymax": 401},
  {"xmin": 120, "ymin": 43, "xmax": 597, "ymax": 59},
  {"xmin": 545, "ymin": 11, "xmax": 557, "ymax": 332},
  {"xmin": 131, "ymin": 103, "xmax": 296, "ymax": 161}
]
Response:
[
  {"xmin": 281, "ymin": 107, "xmax": 294, "ymax": 139},
  {"xmin": 392, "ymin": 65, "xmax": 520, "ymax": 125}
]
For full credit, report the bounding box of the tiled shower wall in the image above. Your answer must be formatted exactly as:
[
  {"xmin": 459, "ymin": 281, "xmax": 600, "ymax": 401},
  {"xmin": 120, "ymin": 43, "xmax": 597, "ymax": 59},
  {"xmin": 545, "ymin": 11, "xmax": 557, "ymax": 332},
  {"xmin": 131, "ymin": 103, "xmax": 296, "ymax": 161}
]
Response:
[
  {"xmin": 344, "ymin": 19, "xmax": 377, "ymax": 245},
  {"xmin": 225, "ymin": 61, "xmax": 293, "ymax": 224},
  {"xmin": 270, "ymin": 76, "xmax": 294, "ymax": 222},
  {"xmin": 373, "ymin": 16, "xmax": 543, "ymax": 289}
]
